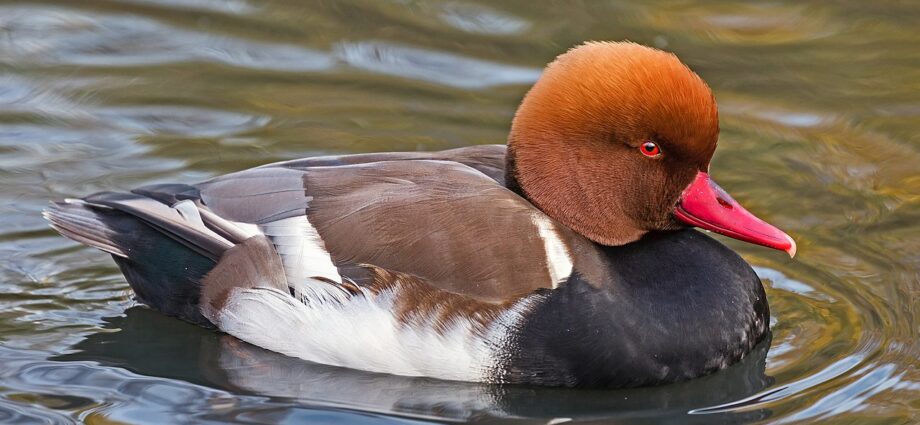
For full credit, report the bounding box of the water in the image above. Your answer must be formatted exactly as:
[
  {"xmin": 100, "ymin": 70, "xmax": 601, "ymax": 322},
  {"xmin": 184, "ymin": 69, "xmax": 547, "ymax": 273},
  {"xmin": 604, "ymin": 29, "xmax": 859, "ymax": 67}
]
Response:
[{"xmin": 0, "ymin": 0, "xmax": 917, "ymax": 423}]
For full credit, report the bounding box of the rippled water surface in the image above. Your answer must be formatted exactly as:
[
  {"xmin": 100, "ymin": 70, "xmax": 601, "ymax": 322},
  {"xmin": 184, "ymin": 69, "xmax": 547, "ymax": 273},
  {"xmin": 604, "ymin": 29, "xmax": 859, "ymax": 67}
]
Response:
[{"xmin": 1, "ymin": 1, "xmax": 918, "ymax": 423}]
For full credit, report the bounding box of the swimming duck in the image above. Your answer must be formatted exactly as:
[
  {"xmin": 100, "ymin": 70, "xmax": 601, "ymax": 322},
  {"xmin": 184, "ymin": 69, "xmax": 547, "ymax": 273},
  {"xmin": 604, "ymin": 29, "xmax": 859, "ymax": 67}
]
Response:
[{"xmin": 45, "ymin": 41, "xmax": 795, "ymax": 388}]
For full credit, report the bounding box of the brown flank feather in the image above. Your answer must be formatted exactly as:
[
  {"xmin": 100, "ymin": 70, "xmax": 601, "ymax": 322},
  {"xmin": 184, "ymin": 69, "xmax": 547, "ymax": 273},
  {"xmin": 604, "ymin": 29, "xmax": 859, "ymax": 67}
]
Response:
[
  {"xmin": 200, "ymin": 236, "xmax": 289, "ymax": 316},
  {"xmin": 365, "ymin": 266, "xmax": 523, "ymax": 335}
]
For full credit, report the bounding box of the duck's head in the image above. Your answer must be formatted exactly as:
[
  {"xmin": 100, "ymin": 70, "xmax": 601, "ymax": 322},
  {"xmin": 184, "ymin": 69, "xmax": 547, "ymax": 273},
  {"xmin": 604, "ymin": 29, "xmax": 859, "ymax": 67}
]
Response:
[{"xmin": 507, "ymin": 41, "xmax": 795, "ymax": 256}]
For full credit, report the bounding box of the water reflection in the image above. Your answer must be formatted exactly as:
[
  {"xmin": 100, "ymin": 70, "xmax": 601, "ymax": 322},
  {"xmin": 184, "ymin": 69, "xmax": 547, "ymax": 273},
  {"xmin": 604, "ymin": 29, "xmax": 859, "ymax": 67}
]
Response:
[
  {"xmin": 0, "ymin": 347, "xmax": 422, "ymax": 425},
  {"xmin": 54, "ymin": 307, "xmax": 775, "ymax": 423}
]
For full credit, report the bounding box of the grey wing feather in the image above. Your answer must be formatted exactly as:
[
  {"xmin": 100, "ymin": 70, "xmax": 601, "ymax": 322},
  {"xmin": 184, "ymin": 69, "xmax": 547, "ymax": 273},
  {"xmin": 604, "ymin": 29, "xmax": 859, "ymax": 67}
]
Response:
[
  {"xmin": 195, "ymin": 167, "xmax": 311, "ymax": 224},
  {"xmin": 267, "ymin": 144, "xmax": 507, "ymax": 184},
  {"xmin": 190, "ymin": 144, "xmax": 508, "ymax": 226}
]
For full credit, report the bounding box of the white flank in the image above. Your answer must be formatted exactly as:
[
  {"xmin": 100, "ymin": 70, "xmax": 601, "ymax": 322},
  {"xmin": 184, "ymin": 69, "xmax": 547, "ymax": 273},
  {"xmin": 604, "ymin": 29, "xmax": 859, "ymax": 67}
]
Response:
[
  {"xmin": 215, "ymin": 283, "xmax": 537, "ymax": 382},
  {"xmin": 530, "ymin": 213, "xmax": 573, "ymax": 287},
  {"xmin": 258, "ymin": 216, "xmax": 343, "ymax": 301}
]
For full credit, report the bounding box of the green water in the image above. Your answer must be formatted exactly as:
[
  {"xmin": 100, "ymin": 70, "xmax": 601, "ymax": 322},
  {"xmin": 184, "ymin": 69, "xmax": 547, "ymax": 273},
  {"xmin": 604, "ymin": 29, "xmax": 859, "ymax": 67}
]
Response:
[{"xmin": 1, "ymin": 1, "xmax": 918, "ymax": 423}]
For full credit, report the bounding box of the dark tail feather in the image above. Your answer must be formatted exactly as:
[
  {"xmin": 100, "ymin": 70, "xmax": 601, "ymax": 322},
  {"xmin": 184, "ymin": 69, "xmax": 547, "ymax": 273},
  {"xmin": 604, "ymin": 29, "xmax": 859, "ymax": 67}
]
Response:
[
  {"xmin": 83, "ymin": 191, "xmax": 232, "ymax": 261},
  {"xmin": 44, "ymin": 198, "xmax": 222, "ymax": 327},
  {"xmin": 43, "ymin": 200, "xmax": 128, "ymax": 258}
]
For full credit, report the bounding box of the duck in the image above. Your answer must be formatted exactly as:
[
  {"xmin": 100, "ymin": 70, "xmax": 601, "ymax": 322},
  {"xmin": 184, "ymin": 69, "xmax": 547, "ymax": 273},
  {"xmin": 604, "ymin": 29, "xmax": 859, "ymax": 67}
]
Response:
[{"xmin": 45, "ymin": 41, "xmax": 795, "ymax": 388}]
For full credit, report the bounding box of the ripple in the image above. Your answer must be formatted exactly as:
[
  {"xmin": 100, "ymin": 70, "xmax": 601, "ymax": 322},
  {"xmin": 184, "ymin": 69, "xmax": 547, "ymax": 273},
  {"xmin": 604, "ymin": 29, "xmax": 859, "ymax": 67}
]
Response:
[
  {"xmin": 94, "ymin": 106, "xmax": 270, "ymax": 137},
  {"xmin": 119, "ymin": 0, "xmax": 256, "ymax": 15},
  {"xmin": 0, "ymin": 402, "xmax": 74, "ymax": 424},
  {"xmin": 641, "ymin": 3, "xmax": 842, "ymax": 45},
  {"xmin": 755, "ymin": 266, "xmax": 835, "ymax": 302},
  {"xmin": 438, "ymin": 3, "xmax": 530, "ymax": 35},
  {"xmin": 691, "ymin": 353, "xmax": 865, "ymax": 414},
  {"xmin": 777, "ymin": 363, "xmax": 902, "ymax": 423},
  {"xmin": 204, "ymin": 43, "xmax": 335, "ymax": 72},
  {"xmin": 720, "ymin": 98, "xmax": 837, "ymax": 130},
  {"xmin": 0, "ymin": 6, "xmax": 334, "ymax": 72},
  {"xmin": 0, "ymin": 75, "xmax": 95, "ymax": 122},
  {"xmin": 333, "ymin": 41, "xmax": 541, "ymax": 89},
  {"xmin": 0, "ymin": 7, "xmax": 539, "ymax": 87}
]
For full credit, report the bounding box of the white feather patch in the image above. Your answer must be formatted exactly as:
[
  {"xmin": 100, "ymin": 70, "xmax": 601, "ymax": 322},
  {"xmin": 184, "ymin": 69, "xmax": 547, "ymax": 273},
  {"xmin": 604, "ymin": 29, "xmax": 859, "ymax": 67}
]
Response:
[
  {"xmin": 530, "ymin": 213, "xmax": 573, "ymax": 287},
  {"xmin": 258, "ymin": 216, "xmax": 342, "ymax": 301},
  {"xmin": 215, "ymin": 283, "xmax": 536, "ymax": 382},
  {"xmin": 172, "ymin": 200, "xmax": 205, "ymax": 228},
  {"xmin": 171, "ymin": 200, "xmax": 233, "ymax": 245},
  {"xmin": 229, "ymin": 220, "xmax": 262, "ymax": 239}
]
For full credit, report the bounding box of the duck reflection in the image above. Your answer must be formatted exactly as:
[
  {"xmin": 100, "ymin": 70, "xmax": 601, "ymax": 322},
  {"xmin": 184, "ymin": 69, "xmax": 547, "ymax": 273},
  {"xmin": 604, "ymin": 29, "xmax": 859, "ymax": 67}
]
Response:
[{"xmin": 55, "ymin": 307, "xmax": 775, "ymax": 423}]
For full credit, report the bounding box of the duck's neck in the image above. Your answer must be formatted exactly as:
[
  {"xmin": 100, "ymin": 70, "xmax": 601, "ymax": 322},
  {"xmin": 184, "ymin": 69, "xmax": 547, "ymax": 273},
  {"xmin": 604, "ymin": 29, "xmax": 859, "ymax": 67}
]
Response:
[
  {"xmin": 503, "ymin": 144, "xmax": 526, "ymax": 198},
  {"xmin": 503, "ymin": 142, "xmax": 650, "ymax": 246}
]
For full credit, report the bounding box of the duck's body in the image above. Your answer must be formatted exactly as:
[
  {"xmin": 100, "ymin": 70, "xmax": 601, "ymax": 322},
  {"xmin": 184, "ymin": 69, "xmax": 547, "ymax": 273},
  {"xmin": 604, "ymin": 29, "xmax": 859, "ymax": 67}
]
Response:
[{"xmin": 46, "ymin": 42, "xmax": 791, "ymax": 387}]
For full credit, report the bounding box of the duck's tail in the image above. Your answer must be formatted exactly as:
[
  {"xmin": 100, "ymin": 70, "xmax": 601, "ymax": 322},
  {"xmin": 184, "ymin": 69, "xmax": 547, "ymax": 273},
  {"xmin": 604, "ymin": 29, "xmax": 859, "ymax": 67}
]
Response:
[{"xmin": 43, "ymin": 187, "xmax": 258, "ymax": 327}]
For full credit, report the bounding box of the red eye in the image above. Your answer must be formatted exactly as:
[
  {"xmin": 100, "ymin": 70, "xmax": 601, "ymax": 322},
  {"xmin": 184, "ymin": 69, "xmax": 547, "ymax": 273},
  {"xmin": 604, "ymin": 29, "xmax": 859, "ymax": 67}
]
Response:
[{"xmin": 640, "ymin": 141, "xmax": 661, "ymax": 157}]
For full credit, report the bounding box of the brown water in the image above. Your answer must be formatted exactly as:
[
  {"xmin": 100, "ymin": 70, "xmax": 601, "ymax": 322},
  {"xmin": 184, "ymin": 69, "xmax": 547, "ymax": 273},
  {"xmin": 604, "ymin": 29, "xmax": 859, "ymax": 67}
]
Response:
[{"xmin": 1, "ymin": 1, "xmax": 918, "ymax": 423}]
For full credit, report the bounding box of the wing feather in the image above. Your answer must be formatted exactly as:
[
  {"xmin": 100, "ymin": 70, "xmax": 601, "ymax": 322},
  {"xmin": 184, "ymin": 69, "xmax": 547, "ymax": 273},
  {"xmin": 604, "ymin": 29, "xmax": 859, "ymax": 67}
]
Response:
[{"xmin": 188, "ymin": 145, "xmax": 575, "ymax": 303}]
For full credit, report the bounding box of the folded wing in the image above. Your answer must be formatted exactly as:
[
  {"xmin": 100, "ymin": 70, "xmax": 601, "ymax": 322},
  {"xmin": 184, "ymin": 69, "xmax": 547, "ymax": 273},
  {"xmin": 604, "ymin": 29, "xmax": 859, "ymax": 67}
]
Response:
[{"xmin": 192, "ymin": 147, "xmax": 574, "ymax": 303}]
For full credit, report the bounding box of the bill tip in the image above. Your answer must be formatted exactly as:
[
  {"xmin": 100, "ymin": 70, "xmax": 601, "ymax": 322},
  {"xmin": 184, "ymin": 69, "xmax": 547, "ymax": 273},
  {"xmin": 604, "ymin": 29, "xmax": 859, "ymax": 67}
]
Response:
[{"xmin": 785, "ymin": 234, "xmax": 797, "ymax": 258}]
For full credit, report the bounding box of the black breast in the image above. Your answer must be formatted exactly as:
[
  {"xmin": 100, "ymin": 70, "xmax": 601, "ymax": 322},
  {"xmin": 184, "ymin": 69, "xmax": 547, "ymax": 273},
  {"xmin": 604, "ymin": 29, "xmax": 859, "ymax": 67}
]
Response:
[{"xmin": 496, "ymin": 229, "xmax": 769, "ymax": 387}]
